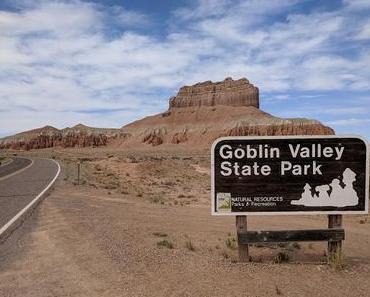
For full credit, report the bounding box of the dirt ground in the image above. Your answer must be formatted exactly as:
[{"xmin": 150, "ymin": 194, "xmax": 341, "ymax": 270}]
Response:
[{"xmin": 0, "ymin": 147, "xmax": 370, "ymax": 297}]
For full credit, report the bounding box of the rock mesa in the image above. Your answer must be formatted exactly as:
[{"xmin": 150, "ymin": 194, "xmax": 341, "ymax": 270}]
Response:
[
  {"xmin": 0, "ymin": 77, "xmax": 334, "ymax": 150},
  {"xmin": 120, "ymin": 77, "xmax": 334, "ymax": 147},
  {"xmin": 169, "ymin": 77, "xmax": 259, "ymax": 109}
]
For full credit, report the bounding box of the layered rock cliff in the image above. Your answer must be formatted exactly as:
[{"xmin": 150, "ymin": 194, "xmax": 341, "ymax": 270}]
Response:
[
  {"xmin": 169, "ymin": 77, "xmax": 259, "ymax": 109},
  {"xmin": 0, "ymin": 77, "xmax": 335, "ymax": 150},
  {"xmin": 120, "ymin": 78, "xmax": 334, "ymax": 147},
  {"xmin": 0, "ymin": 124, "xmax": 122, "ymax": 150}
]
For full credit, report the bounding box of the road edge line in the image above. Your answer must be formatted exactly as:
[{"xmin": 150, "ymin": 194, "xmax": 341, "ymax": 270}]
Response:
[
  {"xmin": 0, "ymin": 159, "xmax": 61, "ymax": 242},
  {"xmin": 0, "ymin": 158, "xmax": 13, "ymax": 168},
  {"xmin": 0, "ymin": 158, "xmax": 34, "ymax": 181}
]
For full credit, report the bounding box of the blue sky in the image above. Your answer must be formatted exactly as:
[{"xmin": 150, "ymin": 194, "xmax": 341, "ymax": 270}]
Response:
[{"xmin": 0, "ymin": 0, "xmax": 369, "ymax": 138}]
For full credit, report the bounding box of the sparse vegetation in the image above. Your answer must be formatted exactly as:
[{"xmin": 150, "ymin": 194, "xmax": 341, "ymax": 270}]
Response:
[
  {"xmin": 225, "ymin": 236, "xmax": 237, "ymax": 250},
  {"xmin": 292, "ymin": 242, "xmax": 301, "ymax": 249},
  {"xmin": 150, "ymin": 196, "xmax": 162, "ymax": 203},
  {"xmin": 157, "ymin": 239, "xmax": 174, "ymax": 249},
  {"xmin": 273, "ymin": 251, "xmax": 290, "ymax": 264},
  {"xmin": 185, "ymin": 240, "xmax": 196, "ymax": 251},
  {"xmin": 153, "ymin": 232, "xmax": 168, "ymax": 237},
  {"xmin": 275, "ymin": 285, "xmax": 283, "ymax": 295},
  {"xmin": 221, "ymin": 250, "xmax": 230, "ymax": 259}
]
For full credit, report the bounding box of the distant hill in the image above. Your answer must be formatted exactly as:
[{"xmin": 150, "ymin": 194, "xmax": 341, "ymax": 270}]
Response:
[
  {"xmin": 0, "ymin": 77, "xmax": 334, "ymax": 150},
  {"xmin": 0, "ymin": 124, "xmax": 122, "ymax": 150}
]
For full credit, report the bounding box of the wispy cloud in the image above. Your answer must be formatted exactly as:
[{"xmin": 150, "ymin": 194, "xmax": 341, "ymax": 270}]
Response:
[
  {"xmin": 319, "ymin": 107, "xmax": 369, "ymax": 115},
  {"xmin": 327, "ymin": 118, "xmax": 370, "ymax": 126},
  {"xmin": 0, "ymin": 0, "xmax": 369, "ymax": 137}
]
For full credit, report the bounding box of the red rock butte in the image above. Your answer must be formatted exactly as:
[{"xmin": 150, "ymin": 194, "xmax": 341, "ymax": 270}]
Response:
[
  {"xmin": 0, "ymin": 77, "xmax": 334, "ymax": 150},
  {"xmin": 169, "ymin": 77, "xmax": 259, "ymax": 109}
]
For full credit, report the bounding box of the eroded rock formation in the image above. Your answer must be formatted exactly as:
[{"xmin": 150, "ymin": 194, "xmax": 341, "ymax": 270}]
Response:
[
  {"xmin": 0, "ymin": 77, "xmax": 335, "ymax": 150},
  {"xmin": 121, "ymin": 78, "xmax": 334, "ymax": 147},
  {"xmin": 0, "ymin": 124, "xmax": 123, "ymax": 150},
  {"xmin": 169, "ymin": 77, "xmax": 259, "ymax": 109}
]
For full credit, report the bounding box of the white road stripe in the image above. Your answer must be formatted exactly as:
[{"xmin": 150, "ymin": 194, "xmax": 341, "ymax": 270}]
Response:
[
  {"xmin": 0, "ymin": 158, "xmax": 13, "ymax": 167},
  {"xmin": 0, "ymin": 158, "xmax": 34, "ymax": 182},
  {"xmin": 0, "ymin": 159, "xmax": 61, "ymax": 238}
]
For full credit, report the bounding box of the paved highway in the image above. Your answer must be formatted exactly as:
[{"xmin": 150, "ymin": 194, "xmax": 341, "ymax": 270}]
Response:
[
  {"xmin": 0, "ymin": 157, "xmax": 60, "ymax": 232},
  {"xmin": 0, "ymin": 157, "xmax": 32, "ymax": 179}
]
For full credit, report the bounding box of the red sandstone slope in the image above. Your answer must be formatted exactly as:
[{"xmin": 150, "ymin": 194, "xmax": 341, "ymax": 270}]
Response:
[
  {"xmin": 0, "ymin": 77, "xmax": 334, "ymax": 150},
  {"xmin": 0, "ymin": 124, "xmax": 121, "ymax": 150},
  {"xmin": 120, "ymin": 78, "xmax": 334, "ymax": 147}
]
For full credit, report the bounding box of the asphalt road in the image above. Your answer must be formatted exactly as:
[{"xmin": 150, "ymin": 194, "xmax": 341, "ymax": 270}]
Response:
[
  {"xmin": 0, "ymin": 157, "xmax": 32, "ymax": 179},
  {"xmin": 0, "ymin": 157, "xmax": 59, "ymax": 229}
]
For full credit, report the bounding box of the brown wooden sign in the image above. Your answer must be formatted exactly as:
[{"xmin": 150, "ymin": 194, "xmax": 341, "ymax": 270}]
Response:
[{"xmin": 212, "ymin": 136, "xmax": 369, "ymax": 215}]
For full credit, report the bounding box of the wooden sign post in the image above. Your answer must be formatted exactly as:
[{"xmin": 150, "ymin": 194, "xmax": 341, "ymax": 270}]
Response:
[
  {"xmin": 328, "ymin": 214, "xmax": 343, "ymax": 258},
  {"xmin": 236, "ymin": 215, "xmax": 249, "ymax": 262},
  {"xmin": 77, "ymin": 162, "xmax": 81, "ymax": 185},
  {"xmin": 211, "ymin": 136, "xmax": 369, "ymax": 263}
]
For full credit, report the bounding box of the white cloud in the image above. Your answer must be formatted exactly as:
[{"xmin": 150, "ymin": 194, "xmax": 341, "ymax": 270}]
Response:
[
  {"xmin": 327, "ymin": 118, "xmax": 370, "ymax": 126},
  {"xmin": 0, "ymin": 0, "xmax": 369, "ymax": 136},
  {"xmin": 355, "ymin": 20, "xmax": 370, "ymax": 40},
  {"xmin": 343, "ymin": 0, "xmax": 370, "ymax": 10},
  {"xmin": 319, "ymin": 107, "xmax": 369, "ymax": 115}
]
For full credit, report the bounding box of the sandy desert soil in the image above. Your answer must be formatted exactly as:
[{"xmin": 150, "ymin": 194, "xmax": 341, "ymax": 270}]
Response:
[{"xmin": 0, "ymin": 146, "xmax": 370, "ymax": 297}]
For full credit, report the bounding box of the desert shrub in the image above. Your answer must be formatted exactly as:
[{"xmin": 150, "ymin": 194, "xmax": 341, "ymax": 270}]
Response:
[
  {"xmin": 292, "ymin": 242, "xmax": 301, "ymax": 249},
  {"xmin": 225, "ymin": 236, "xmax": 237, "ymax": 250},
  {"xmin": 150, "ymin": 197, "xmax": 161, "ymax": 203},
  {"xmin": 273, "ymin": 251, "xmax": 290, "ymax": 264},
  {"xmin": 157, "ymin": 239, "xmax": 174, "ymax": 249},
  {"xmin": 153, "ymin": 232, "xmax": 168, "ymax": 237},
  {"xmin": 221, "ymin": 250, "xmax": 230, "ymax": 259},
  {"xmin": 275, "ymin": 285, "xmax": 283, "ymax": 295},
  {"xmin": 185, "ymin": 240, "xmax": 196, "ymax": 251}
]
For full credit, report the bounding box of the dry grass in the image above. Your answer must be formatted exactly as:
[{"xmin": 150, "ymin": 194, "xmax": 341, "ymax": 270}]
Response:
[
  {"xmin": 185, "ymin": 240, "xmax": 196, "ymax": 251},
  {"xmin": 157, "ymin": 239, "xmax": 174, "ymax": 249},
  {"xmin": 273, "ymin": 251, "xmax": 290, "ymax": 264}
]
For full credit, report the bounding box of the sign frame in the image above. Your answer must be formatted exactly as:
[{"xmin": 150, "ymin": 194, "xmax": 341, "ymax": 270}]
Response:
[{"xmin": 211, "ymin": 135, "xmax": 369, "ymax": 216}]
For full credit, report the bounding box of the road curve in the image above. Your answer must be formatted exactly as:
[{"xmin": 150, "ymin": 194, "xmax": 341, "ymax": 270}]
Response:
[
  {"xmin": 0, "ymin": 157, "xmax": 32, "ymax": 179},
  {"xmin": 0, "ymin": 158, "xmax": 60, "ymax": 238}
]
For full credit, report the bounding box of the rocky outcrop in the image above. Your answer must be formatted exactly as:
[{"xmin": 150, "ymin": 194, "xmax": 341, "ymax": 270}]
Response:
[
  {"xmin": 121, "ymin": 78, "xmax": 334, "ymax": 147},
  {"xmin": 169, "ymin": 77, "xmax": 259, "ymax": 109},
  {"xmin": 121, "ymin": 104, "xmax": 334, "ymax": 147},
  {"xmin": 0, "ymin": 124, "xmax": 124, "ymax": 150},
  {"xmin": 0, "ymin": 77, "xmax": 335, "ymax": 150},
  {"xmin": 223, "ymin": 119, "xmax": 334, "ymax": 137}
]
